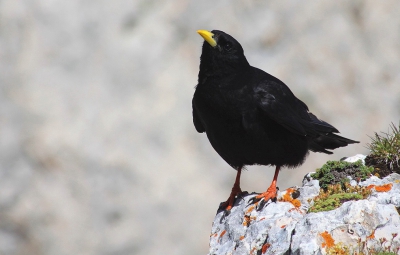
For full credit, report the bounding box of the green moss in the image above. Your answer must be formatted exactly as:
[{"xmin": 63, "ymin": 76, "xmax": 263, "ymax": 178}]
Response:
[
  {"xmin": 311, "ymin": 160, "xmax": 373, "ymax": 191},
  {"xmin": 308, "ymin": 183, "xmax": 371, "ymax": 213},
  {"xmin": 310, "ymin": 192, "xmax": 363, "ymax": 213}
]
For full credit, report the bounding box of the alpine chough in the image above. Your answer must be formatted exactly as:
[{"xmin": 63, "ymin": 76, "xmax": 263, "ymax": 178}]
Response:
[{"xmin": 193, "ymin": 30, "xmax": 359, "ymax": 210}]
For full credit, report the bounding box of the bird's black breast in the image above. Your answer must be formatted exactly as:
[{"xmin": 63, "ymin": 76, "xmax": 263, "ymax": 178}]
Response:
[
  {"xmin": 193, "ymin": 81, "xmax": 253, "ymax": 168},
  {"xmin": 193, "ymin": 74, "xmax": 309, "ymax": 169}
]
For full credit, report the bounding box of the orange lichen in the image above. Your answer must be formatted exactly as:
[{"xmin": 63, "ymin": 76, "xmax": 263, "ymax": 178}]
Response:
[
  {"xmin": 291, "ymin": 199, "xmax": 301, "ymax": 208},
  {"xmin": 320, "ymin": 231, "xmax": 335, "ymax": 248},
  {"xmin": 261, "ymin": 243, "xmax": 271, "ymax": 254},
  {"xmin": 367, "ymin": 230, "xmax": 375, "ymax": 239},
  {"xmin": 367, "ymin": 183, "xmax": 393, "ymax": 192},
  {"xmin": 243, "ymin": 215, "xmax": 251, "ymax": 226},
  {"xmin": 219, "ymin": 230, "xmax": 226, "ymax": 238},
  {"xmin": 279, "ymin": 188, "xmax": 302, "ymax": 208},
  {"xmin": 375, "ymin": 183, "xmax": 393, "ymax": 192},
  {"xmin": 281, "ymin": 224, "xmax": 286, "ymax": 228},
  {"xmin": 243, "ymin": 215, "xmax": 257, "ymax": 226},
  {"xmin": 246, "ymin": 205, "xmax": 255, "ymax": 214},
  {"xmin": 282, "ymin": 188, "xmax": 295, "ymax": 201},
  {"xmin": 239, "ymin": 236, "xmax": 245, "ymax": 240}
]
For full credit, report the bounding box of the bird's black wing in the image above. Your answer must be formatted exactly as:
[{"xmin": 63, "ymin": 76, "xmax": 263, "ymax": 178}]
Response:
[
  {"xmin": 192, "ymin": 98, "xmax": 205, "ymax": 133},
  {"xmin": 254, "ymin": 78, "xmax": 358, "ymax": 153},
  {"xmin": 254, "ymin": 79, "xmax": 315, "ymax": 136}
]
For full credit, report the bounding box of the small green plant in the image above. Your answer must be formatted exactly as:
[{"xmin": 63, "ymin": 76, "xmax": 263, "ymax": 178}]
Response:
[
  {"xmin": 309, "ymin": 183, "xmax": 371, "ymax": 213},
  {"xmin": 323, "ymin": 242, "xmax": 398, "ymax": 255},
  {"xmin": 326, "ymin": 242, "xmax": 350, "ymax": 255},
  {"xmin": 366, "ymin": 122, "xmax": 400, "ymax": 176},
  {"xmin": 311, "ymin": 160, "xmax": 373, "ymax": 191}
]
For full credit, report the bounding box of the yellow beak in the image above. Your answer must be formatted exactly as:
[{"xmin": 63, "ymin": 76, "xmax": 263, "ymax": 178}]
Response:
[{"xmin": 197, "ymin": 30, "xmax": 217, "ymax": 47}]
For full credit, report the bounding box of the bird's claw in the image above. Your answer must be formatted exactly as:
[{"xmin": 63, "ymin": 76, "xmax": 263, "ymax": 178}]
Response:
[
  {"xmin": 220, "ymin": 209, "xmax": 231, "ymax": 222},
  {"xmin": 247, "ymin": 186, "xmax": 279, "ymax": 210},
  {"xmin": 218, "ymin": 189, "xmax": 247, "ymax": 214},
  {"xmin": 219, "ymin": 191, "xmax": 251, "ymax": 222},
  {"xmin": 248, "ymin": 195, "xmax": 261, "ymax": 205}
]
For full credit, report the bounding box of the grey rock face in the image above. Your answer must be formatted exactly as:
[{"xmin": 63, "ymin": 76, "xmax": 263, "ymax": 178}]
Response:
[{"xmin": 209, "ymin": 173, "xmax": 400, "ymax": 255}]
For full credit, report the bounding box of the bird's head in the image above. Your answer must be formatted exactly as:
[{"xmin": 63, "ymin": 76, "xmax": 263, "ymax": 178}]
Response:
[{"xmin": 197, "ymin": 30, "xmax": 249, "ymax": 78}]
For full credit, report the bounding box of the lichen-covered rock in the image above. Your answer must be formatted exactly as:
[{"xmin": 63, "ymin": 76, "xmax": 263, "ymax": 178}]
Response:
[{"xmin": 208, "ymin": 172, "xmax": 400, "ymax": 255}]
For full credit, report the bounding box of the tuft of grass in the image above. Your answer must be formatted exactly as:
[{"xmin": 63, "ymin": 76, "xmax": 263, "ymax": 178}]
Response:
[
  {"xmin": 309, "ymin": 183, "xmax": 371, "ymax": 213},
  {"xmin": 366, "ymin": 122, "xmax": 400, "ymax": 175},
  {"xmin": 311, "ymin": 160, "xmax": 373, "ymax": 191}
]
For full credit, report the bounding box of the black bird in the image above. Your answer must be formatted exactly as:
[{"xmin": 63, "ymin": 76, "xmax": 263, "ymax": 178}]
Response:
[{"xmin": 192, "ymin": 30, "xmax": 358, "ymax": 210}]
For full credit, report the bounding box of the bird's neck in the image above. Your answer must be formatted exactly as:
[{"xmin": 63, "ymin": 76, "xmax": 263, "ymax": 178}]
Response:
[{"xmin": 198, "ymin": 58, "xmax": 250, "ymax": 85}]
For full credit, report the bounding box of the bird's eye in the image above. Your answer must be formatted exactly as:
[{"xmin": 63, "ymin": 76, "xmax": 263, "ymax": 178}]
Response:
[{"xmin": 224, "ymin": 42, "xmax": 232, "ymax": 51}]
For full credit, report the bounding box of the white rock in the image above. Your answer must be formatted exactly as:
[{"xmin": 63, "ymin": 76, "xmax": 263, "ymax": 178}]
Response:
[
  {"xmin": 208, "ymin": 173, "xmax": 400, "ymax": 255},
  {"xmin": 342, "ymin": 154, "xmax": 367, "ymax": 164}
]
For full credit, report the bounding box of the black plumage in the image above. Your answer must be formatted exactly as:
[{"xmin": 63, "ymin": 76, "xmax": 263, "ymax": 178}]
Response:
[{"xmin": 192, "ymin": 30, "xmax": 358, "ymax": 210}]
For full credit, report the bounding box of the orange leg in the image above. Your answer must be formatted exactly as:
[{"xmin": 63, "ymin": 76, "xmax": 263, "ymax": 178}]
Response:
[
  {"xmin": 221, "ymin": 167, "xmax": 243, "ymax": 210},
  {"xmin": 255, "ymin": 166, "xmax": 280, "ymax": 201}
]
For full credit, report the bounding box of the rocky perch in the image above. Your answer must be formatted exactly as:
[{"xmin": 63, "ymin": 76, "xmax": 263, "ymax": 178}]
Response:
[{"xmin": 208, "ymin": 156, "xmax": 400, "ymax": 255}]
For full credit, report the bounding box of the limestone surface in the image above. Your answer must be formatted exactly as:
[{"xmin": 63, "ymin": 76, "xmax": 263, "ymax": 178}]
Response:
[{"xmin": 209, "ymin": 172, "xmax": 400, "ymax": 255}]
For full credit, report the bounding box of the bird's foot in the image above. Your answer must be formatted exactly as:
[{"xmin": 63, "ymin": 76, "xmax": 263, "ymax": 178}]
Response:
[
  {"xmin": 249, "ymin": 186, "xmax": 278, "ymax": 211},
  {"xmin": 218, "ymin": 186, "xmax": 244, "ymax": 221},
  {"xmin": 219, "ymin": 186, "xmax": 243, "ymax": 211}
]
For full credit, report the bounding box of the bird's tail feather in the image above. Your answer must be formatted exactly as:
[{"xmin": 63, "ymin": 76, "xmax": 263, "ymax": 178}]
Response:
[{"xmin": 308, "ymin": 133, "xmax": 359, "ymax": 154}]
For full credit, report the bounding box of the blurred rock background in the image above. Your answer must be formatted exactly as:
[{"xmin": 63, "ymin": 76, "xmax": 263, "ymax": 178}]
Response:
[{"xmin": 0, "ymin": 1, "xmax": 399, "ymax": 255}]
